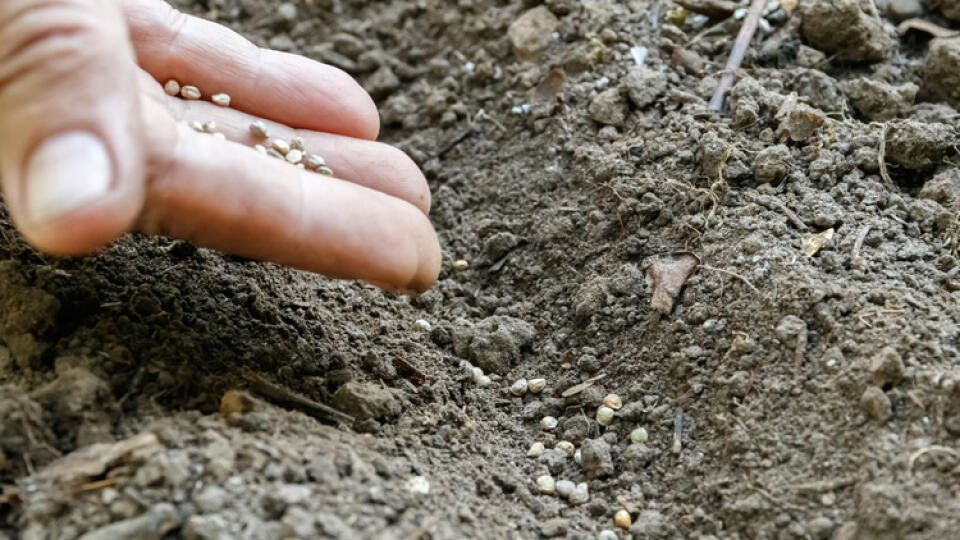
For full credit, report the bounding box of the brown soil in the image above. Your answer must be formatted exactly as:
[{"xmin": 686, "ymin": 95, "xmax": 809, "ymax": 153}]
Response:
[{"xmin": 4, "ymin": 0, "xmax": 960, "ymax": 538}]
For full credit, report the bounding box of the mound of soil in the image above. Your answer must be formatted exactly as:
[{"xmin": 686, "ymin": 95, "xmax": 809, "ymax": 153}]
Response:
[{"xmin": 4, "ymin": 0, "xmax": 960, "ymax": 538}]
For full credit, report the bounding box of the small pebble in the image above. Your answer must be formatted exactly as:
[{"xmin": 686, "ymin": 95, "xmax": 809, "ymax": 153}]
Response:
[
  {"xmin": 555, "ymin": 480, "xmax": 575, "ymax": 498},
  {"xmin": 453, "ymin": 259, "xmax": 470, "ymax": 271},
  {"xmin": 289, "ymin": 136, "xmax": 305, "ymax": 151},
  {"xmin": 602, "ymin": 394, "xmax": 623, "ymax": 410},
  {"xmin": 570, "ymin": 483, "xmax": 589, "ymax": 504},
  {"xmin": 528, "ymin": 442, "xmax": 545, "ymax": 458},
  {"xmin": 476, "ymin": 375, "xmax": 492, "ymax": 387},
  {"xmin": 555, "ymin": 441, "xmax": 575, "ymax": 456},
  {"xmin": 596, "ymin": 406, "xmax": 615, "ymax": 426},
  {"xmin": 181, "ymin": 85, "xmax": 201, "ymax": 100},
  {"xmin": 510, "ymin": 378, "xmax": 529, "ymax": 396},
  {"xmin": 536, "ymin": 475, "xmax": 556, "ymax": 494},
  {"xmin": 202, "ymin": 121, "xmax": 217, "ymax": 134},
  {"xmin": 630, "ymin": 427, "xmax": 649, "ymax": 444},
  {"xmin": 471, "ymin": 367, "xmax": 484, "ymax": 383},
  {"xmin": 211, "ymin": 93, "xmax": 231, "ymax": 107},
  {"xmin": 250, "ymin": 121, "xmax": 269, "ymax": 139},
  {"xmin": 541, "ymin": 416, "xmax": 558, "ymax": 431},
  {"xmin": 614, "ymin": 510, "xmax": 632, "ymax": 529},
  {"xmin": 285, "ymin": 149, "xmax": 304, "ymax": 165},
  {"xmin": 163, "ymin": 79, "xmax": 181, "ymax": 97},
  {"xmin": 272, "ymin": 139, "xmax": 291, "ymax": 154},
  {"xmin": 597, "ymin": 530, "xmax": 618, "ymax": 540},
  {"xmin": 528, "ymin": 378, "xmax": 546, "ymax": 393}
]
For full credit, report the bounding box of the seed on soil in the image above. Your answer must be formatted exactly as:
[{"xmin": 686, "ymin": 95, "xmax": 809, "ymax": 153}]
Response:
[
  {"xmin": 597, "ymin": 530, "xmax": 617, "ymax": 540},
  {"xmin": 254, "ymin": 144, "xmax": 267, "ymax": 155},
  {"xmin": 574, "ymin": 448, "xmax": 581, "ymax": 465},
  {"xmin": 272, "ymin": 139, "xmax": 291, "ymax": 154},
  {"xmin": 614, "ymin": 509, "xmax": 632, "ymax": 529},
  {"xmin": 476, "ymin": 374, "xmax": 492, "ymax": 386},
  {"xmin": 305, "ymin": 154, "xmax": 327, "ymax": 169},
  {"xmin": 285, "ymin": 149, "xmax": 304, "ymax": 165},
  {"xmin": 602, "ymin": 394, "xmax": 623, "ymax": 410},
  {"xmin": 596, "ymin": 406, "xmax": 615, "ymax": 426},
  {"xmin": 164, "ymin": 79, "xmax": 181, "ymax": 97},
  {"xmin": 290, "ymin": 136, "xmax": 305, "ymax": 151},
  {"xmin": 510, "ymin": 378, "xmax": 529, "ymax": 396},
  {"xmin": 250, "ymin": 121, "xmax": 269, "ymax": 139},
  {"xmin": 202, "ymin": 121, "xmax": 217, "ymax": 134},
  {"xmin": 181, "ymin": 85, "xmax": 201, "ymax": 100},
  {"xmin": 212, "ymin": 132, "xmax": 226, "ymax": 141},
  {"xmin": 555, "ymin": 441, "xmax": 575, "ymax": 456},
  {"xmin": 528, "ymin": 442, "xmax": 545, "ymax": 458},
  {"xmin": 541, "ymin": 416, "xmax": 558, "ymax": 430},
  {"xmin": 453, "ymin": 259, "xmax": 470, "ymax": 271},
  {"xmin": 555, "ymin": 479, "xmax": 575, "ymax": 498},
  {"xmin": 211, "ymin": 93, "xmax": 231, "ymax": 107},
  {"xmin": 630, "ymin": 427, "xmax": 649, "ymax": 444},
  {"xmin": 471, "ymin": 367, "xmax": 484, "ymax": 383},
  {"xmin": 413, "ymin": 319, "xmax": 432, "ymax": 332},
  {"xmin": 536, "ymin": 475, "xmax": 556, "ymax": 494},
  {"xmin": 570, "ymin": 483, "xmax": 589, "ymax": 504},
  {"xmin": 528, "ymin": 378, "xmax": 546, "ymax": 393}
]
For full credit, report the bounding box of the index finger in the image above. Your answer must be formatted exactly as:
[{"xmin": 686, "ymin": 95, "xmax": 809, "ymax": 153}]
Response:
[{"xmin": 121, "ymin": 0, "xmax": 380, "ymax": 140}]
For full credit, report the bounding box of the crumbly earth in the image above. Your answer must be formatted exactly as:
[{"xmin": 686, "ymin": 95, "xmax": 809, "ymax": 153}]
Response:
[{"xmin": 4, "ymin": 0, "xmax": 960, "ymax": 539}]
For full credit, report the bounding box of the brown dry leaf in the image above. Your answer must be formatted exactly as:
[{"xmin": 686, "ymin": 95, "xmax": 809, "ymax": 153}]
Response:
[
  {"xmin": 532, "ymin": 66, "xmax": 566, "ymax": 104},
  {"xmin": 803, "ymin": 228, "xmax": 834, "ymax": 257},
  {"xmin": 897, "ymin": 18, "xmax": 960, "ymax": 38},
  {"xmin": 393, "ymin": 356, "xmax": 426, "ymax": 385},
  {"xmin": 37, "ymin": 433, "xmax": 163, "ymax": 487},
  {"xmin": 646, "ymin": 252, "xmax": 701, "ymax": 314},
  {"xmin": 775, "ymin": 93, "xmax": 825, "ymax": 142},
  {"xmin": 561, "ymin": 374, "xmax": 606, "ymax": 398}
]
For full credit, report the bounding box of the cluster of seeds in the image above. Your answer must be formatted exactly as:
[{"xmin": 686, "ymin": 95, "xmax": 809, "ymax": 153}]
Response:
[
  {"xmin": 460, "ymin": 361, "xmax": 493, "ymax": 387},
  {"xmin": 164, "ymin": 80, "xmax": 334, "ymax": 177},
  {"xmin": 535, "ymin": 474, "xmax": 589, "ymax": 504}
]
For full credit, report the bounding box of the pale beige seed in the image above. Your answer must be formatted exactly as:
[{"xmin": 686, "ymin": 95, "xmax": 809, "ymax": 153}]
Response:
[
  {"xmin": 181, "ymin": 85, "xmax": 201, "ymax": 100},
  {"xmin": 614, "ymin": 510, "xmax": 631, "ymax": 529},
  {"xmin": 272, "ymin": 139, "xmax": 291, "ymax": 154},
  {"xmin": 211, "ymin": 93, "xmax": 231, "ymax": 107},
  {"xmin": 305, "ymin": 154, "xmax": 327, "ymax": 170},
  {"xmin": 527, "ymin": 442, "xmax": 545, "ymax": 458},
  {"xmin": 602, "ymin": 394, "xmax": 622, "ymax": 410},
  {"xmin": 202, "ymin": 121, "xmax": 217, "ymax": 134},
  {"xmin": 189, "ymin": 121, "xmax": 204, "ymax": 133},
  {"xmin": 254, "ymin": 144, "xmax": 268, "ymax": 155},
  {"xmin": 267, "ymin": 149, "xmax": 285, "ymax": 160},
  {"xmin": 596, "ymin": 406, "xmax": 615, "ymax": 426},
  {"xmin": 250, "ymin": 121, "xmax": 269, "ymax": 139},
  {"xmin": 163, "ymin": 79, "xmax": 181, "ymax": 97},
  {"xmin": 285, "ymin": 149, "xmax": 304, "ymax": 164},
  {"xmin": 453, "ymin": 259, "xmax": 470, "ymax": 271},
  {"xmin": 289, "ymin": 136, "xmax": 305, "ymax": 151},
  {"xmin": 317, "ymin": 166, "xmax": 334, "ymax": 176},
  {"xmin": 555, "ymin": 441, "xmax": 575, "ymax": 456},
  {"xmin": 212, "ymin": 132, "xmax": 226, "ymax": 141}
]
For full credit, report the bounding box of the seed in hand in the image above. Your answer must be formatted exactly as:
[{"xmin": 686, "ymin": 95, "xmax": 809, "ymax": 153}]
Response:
[
  {"xmin": 164, "ymin": 79, "xmax": 181, "ymax": 97},
  {"xmin": 285, "ymin": 149, "xmax": 304, "ymax": 165},
  {"xmin": 250, "ymin": 121, "xmax": 269, "ymax": 139},
  {"xmin": 271, "ymin": 139, "xmax": 291, "ymax": 155},
  {"xmin": 180, "ymin": 85, "xmax": 201, "ymax": 100},
  {"xmin": 211, "ymin": 93, "xmax": 231, "ymax": 107}
]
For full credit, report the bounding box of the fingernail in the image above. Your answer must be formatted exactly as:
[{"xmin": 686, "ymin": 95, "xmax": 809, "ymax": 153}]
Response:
[{"xmin": 24, "ymin": 131, "xmax": 111, "ymax": 225}]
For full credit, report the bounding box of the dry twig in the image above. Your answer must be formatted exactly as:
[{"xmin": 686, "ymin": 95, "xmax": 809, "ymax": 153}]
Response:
[{"xmin": 710, "ymin": 0, "xmax": 768, "ymax": 111}]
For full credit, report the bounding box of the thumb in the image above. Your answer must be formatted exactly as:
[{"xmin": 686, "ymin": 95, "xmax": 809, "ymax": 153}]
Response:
[{"xmin": 0, "ymin": 0, "xmax": 145, "ymax": 255}]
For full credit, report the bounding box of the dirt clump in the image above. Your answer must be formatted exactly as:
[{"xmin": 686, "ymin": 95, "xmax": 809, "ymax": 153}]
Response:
[{"xmin": 801, "ymin": 0, "xmax": 895, "ymax": 62}]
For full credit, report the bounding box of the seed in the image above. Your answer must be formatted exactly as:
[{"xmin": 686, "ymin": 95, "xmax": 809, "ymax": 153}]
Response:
[
  {"xmin": 471, "ymin": 367, "xmax": 484, "ymax": 383},
  {"xmin": 212, "ymin": 132, "xmax": 226, "ymax": 141},
  {"xmin": 181, "ymin": 85, "xmax": 201, "ymax": 100},
  {"xmin": 555, "ymin": 441, "xmax": 575, "ymax": 456},
  {"xmin": 414, "ymin": 319, "xmax": 432, "ymax": 332},
  {"xmin": 250, "ymin": 121, "xmax": 269, "ymax": 139},
  {"xmin": 476, "ymin": 375, "xmax": 492, "ymax": 387},
  {"xmin": 527, "ymin": 442, "xmax": 545, "ymax": 458},
  {"xmin": 211, "ymin": 93, "xmax": 231, "ymax": 107},
  {"xmin": 570, "ymin": 483, "xmax": 589, "ymax": 505},
  {"xmin": 305, "ymin": 154, "xmax": 327, "ymax": 170},
  {"xmin": 510, "ymin": 378, "xmax": 528, "ymax": 396},
  {"xmin": 540, "ymin": 416, "xmax": 558, "ymax": 431},
  {"xmin": 453, "ymin": 259, "xmax": 470, "ymax": 271},
  {"xmin": 267, "ymin": 149, "xmax": 285, "ymax": 160},
  {"xmin": 164, "ymin": 79, "xmax": 181, "ymax": 97},
  {"xmin": 536, "ymin": 475, "xmax": 555, "ymax": 494},
  {"xmin": 272, "ymin": 139, "xmax": 291, "ymax": 154},
  {"xmin": 555, "ymin": 480, "xmax": 575, "ymax": 498},
  {"xmin": 189, "ymin": 121, "xmax": 204, "ymax": 133},
  {"xmin": 289, "ymin": 136, "xmax": 305, "ymax": 151},
  {"xmin": 316, "ymin": 166, "xmax": 335, "ymax": 176},
  {"xmin": 285, "ymin": 149, "xmax": 304, "ymax": 165},
  {"xmin": 254, "ymin": 144, "xmax": 268, "ymax": 155},
  {"xmin": 597, "ymin": 530, "xmax": 617, "ymax": 540},
  {"xmin": 574, "ymin": 448, "xmax": 581, "ymax": 465},
  {"xmin": 596, "ymin": 406, "xmax": 615, "ymax": 426},
  {"xmin": 614, "ymin": 510, "xmax": 631, "ymax": 529},
  {"xmin": 602, "ymin": 394, "xmax": 623, "ymax": 410},
  {"xmin": 630, "ymin": 427, "xmax": 649, "ymax": 444},
  {"xmin": 528, "ymin": 378, "xmax": 546, "ymax": 393},
  {"xmin": 202, "ymin": 121, "xmax": 217, "ymax": 134}
]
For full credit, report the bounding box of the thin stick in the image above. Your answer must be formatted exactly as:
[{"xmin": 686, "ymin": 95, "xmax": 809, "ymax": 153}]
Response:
[
  {"xmin": 700, "ymin": 264, "xmax": 765, "ymax": 301},
  {"xmin": 851, "ymin": 224, "xmax": 872, "ymax": 261},
  {"xmin": 710, "ymin": 0, "xmax": 768, "ymax": 111},
  {"xmin": 877, "ymin": 123, "xmax": 893, "ymax": 185},
  {"xmin": 242, "ymin": 370, "xmax": 354, "ymax": 424},
  {"xmin": 672, "ymin": 407, "xmax": 684, "ymax": 454}
]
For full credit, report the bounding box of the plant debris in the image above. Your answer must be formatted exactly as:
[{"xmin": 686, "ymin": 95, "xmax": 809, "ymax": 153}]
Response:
[{"xmin": 645, "ymin": 252, "xmax": 701, "ymax": 314}]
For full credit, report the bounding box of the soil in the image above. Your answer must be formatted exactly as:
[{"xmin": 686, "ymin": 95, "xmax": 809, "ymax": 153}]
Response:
[{"xmin": 4, "ymin": 0, "xmax": 960, "ymax": 538}]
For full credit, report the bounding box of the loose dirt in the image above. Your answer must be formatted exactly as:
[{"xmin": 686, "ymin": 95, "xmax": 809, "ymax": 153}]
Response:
[{"xmin": 4, "ymin": 0, "xmax": 960, "ymax": 538}]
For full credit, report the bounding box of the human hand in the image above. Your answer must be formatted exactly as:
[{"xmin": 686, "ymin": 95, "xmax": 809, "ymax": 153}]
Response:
[{"xmin": 0, "ymin": 0, "xmax": 441, "ymax": 291}]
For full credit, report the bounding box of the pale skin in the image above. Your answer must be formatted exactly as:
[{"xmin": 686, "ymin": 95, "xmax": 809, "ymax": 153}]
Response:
[{"xmin": 0, "ymin": 0, "xmax": 442, "ymax": 292}]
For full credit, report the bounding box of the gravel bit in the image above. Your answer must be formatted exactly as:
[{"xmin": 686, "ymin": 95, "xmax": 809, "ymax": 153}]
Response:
[
  {"xmin": 555, "ymin": 479, "xmax": 575, "ymax": 498},
  {"xmin": 570, "ymin": 483, "xmax": 589, "ymax": 504},
  {"xmin": 180, "ymin": 85, "xmax": 201, "ymax": 100},
  {"xmin": 536, "ymin": 474, "xmax": 556, "ymax": 494},
  {"xmin": 163, "ymin": 79, "xmax": 181, "ymax": 97},
  {"xmin": 211, "ymin": 93, "xmax": 231, "ymax": 107},
  {"xmin": 250, "ymin": 121, "xmax": 269, "ymax": 139}
]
